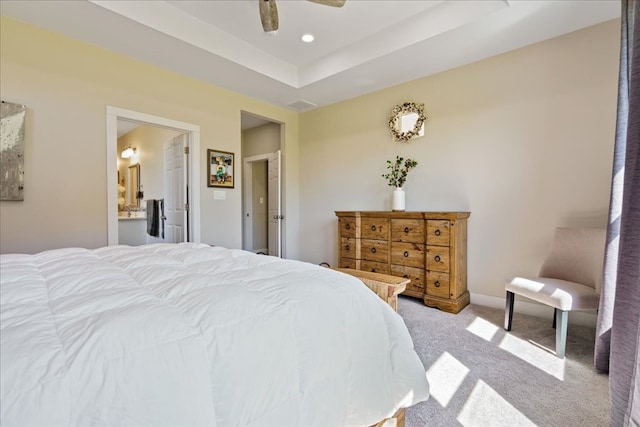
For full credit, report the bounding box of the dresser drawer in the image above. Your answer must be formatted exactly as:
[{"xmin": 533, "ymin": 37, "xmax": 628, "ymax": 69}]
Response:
[
  {"xmin": 361, "ymin": 239, "xmax": 388, "ymax": 262},
  {"xmin": 427, "ymin": 220, "xmax": 450, "ymax": 246},
  {"xmin": 361, "ymin": 217, "xmax": 389, "ymax": 240},
  {"xmin": 339, "ymin": 217, "xmax": 358, "ymax": 238},
  {"xmin": 361, "ymin": 260, "xmax": 390, "ymax": 274},
  {"xmin": 426, "ymin": 246, "xmax": 450, "ymax": 272},
  {"xmin": 339, "ymin": 258, "xmax": 358, "ymax": 269},
  {"xmin": 340, "ymin": 237, "xmax": 359, "ymax": 259},
  {"xmin": 391, "ymin": 242, "xmax": 425, "ymax": 268},
  {"xmin": 426, "ymin": 271, "xmax": 450, "ymax": 298},
  {"xmin": 391, "ymin": 265, "xmax": 424, "ymax": 290},
  {"xmin": 391, "ymin": 219, "xmax": 424, "ymax": 243}
]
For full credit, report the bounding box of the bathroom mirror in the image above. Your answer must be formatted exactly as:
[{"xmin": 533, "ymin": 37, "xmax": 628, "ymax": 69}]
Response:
[
  {"xmin": 127, "ymin": 164, "xmax": 140, "ymax": 208},
  {"xmin": 388, "ymin": 102, "xmax": 426, "ymax": 142}
]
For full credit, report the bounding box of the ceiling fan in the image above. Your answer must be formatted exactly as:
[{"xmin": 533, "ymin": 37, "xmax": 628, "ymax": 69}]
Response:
[{"xmin": 259, "ymin": 0, "xmax": 346, "ymax": 33}]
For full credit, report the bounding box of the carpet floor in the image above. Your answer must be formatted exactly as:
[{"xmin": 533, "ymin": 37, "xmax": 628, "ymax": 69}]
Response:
[{"xmin": 398, "ymin": 296, "xmax": 609, "ymax": 427}]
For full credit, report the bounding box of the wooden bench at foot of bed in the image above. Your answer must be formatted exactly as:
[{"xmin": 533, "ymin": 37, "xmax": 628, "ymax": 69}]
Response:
[
  {"xmin": 334, "ymin": 268, "xmax": 409, "ymax": 313},
  {"xmin": 371, "ymin": 407, "xmax": 405, "ymax": 427}
]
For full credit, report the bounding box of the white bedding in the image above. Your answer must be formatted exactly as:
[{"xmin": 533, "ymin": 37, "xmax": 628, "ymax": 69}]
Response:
[{"xmin": 0, "ymin": 243, "xmax": 429, "ymax": 426}]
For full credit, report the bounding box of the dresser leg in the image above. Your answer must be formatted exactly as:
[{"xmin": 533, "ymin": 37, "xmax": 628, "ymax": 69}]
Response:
[{"xmin": 423, "ymin": 291, "xmax": 470, "ymax": 314}]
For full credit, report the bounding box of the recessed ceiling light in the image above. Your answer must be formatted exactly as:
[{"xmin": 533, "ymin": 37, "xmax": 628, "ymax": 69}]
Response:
[{"xmin": 301, "ymin": 34, "xmax": 315, "ymax": 43}]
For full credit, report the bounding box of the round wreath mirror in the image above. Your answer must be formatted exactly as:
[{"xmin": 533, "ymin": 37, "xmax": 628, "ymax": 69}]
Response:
[{"xmin": 388, "ymin": 102, "xmax": 426, "ymax": 142}]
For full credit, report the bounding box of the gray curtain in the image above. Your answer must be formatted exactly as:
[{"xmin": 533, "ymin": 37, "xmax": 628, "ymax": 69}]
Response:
[{"xmin": 594, "ymin": 0, "xmax": 640, "ymax": 425}]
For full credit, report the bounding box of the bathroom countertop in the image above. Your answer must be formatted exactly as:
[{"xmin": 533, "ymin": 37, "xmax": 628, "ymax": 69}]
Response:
[{"xmin": 118, "ymin": 212, "xmax": 147, "ymax": 220}]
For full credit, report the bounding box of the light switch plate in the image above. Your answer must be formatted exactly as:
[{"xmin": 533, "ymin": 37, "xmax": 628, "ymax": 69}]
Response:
[{"xmin": 214, "ymin": 191, "xmax": 226, "ymax": 200}]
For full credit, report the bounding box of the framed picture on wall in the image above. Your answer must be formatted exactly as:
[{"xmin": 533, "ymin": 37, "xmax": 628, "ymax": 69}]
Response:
[
  {"xmin": 207, "ymin": 149, "xmax": 234, "ymax": 188},
  {"xmin": 1, "ymin": 100, "xmax": 27, "ymax": 201}
]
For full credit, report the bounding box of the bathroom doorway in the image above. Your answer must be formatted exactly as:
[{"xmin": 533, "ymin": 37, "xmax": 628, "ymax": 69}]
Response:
[
  {"xmin": 117, "ymin": 122, "xmax": 185, "ymax": 245},
  {"xmin": 106, "ymin": 107, "xmax": 201, "ymax": 245}
]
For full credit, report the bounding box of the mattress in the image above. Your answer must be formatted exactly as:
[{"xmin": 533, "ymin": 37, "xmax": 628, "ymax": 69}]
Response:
[{"xmin": 0, "ymin": 243, "xmax": 429, "ymax": 426}]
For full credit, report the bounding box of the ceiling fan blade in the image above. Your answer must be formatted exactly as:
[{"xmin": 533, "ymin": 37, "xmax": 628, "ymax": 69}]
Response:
[
  {"xmin": 306, "ymin": 0, "xmax": 346, "ymax": 7},
  {"xmin": 259, "ymin": 0, "xmax": 279, "ymax": 33}
]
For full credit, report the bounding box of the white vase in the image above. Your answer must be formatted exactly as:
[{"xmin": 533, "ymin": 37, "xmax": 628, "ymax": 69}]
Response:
[{"xmin": 392, "ymin": 187, "xmax": 405, "ymax": 211}]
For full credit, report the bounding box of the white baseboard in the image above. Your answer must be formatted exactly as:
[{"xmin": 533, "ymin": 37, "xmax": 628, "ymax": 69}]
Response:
[{"xmin": 470, "ymin": 292, "xmax": 597, "ymax": 328}]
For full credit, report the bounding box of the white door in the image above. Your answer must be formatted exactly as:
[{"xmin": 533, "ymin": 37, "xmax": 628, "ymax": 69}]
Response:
[
  {"xmin": 268, "ymin": 150, "xmax": 282, "ymax": 257},
  {"xmin": 163, "ymin": 134, "xmax": 187, "ymax": 243}
]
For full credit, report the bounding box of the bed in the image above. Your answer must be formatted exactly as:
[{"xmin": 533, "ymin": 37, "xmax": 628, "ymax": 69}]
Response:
[{"xmin": 0, "ymin": 243, "xmax": 429, "ymax": 426}]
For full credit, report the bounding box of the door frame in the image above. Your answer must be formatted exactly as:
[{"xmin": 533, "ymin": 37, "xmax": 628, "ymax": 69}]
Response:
[
  {"xmin": 106, "ymin": 106, "xmax": 201, "ymax": 245},
  {"xmin": 243, "ymin": 153, "xmax": 270, "ymax": 252},
  {"xmin": 268, "ymin": 150, "xmax": 282, "ymax": 257}
]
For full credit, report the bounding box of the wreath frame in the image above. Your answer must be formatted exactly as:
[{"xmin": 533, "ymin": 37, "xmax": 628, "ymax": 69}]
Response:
[{"xmin": 388, "ymin": 102, "xmax": 426, "ymax": 142}]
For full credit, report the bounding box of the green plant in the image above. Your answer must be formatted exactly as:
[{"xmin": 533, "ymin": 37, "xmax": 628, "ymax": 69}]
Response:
[{"xmin": 382, "ymin": 156, "xmax": 418, "ymax": 188}]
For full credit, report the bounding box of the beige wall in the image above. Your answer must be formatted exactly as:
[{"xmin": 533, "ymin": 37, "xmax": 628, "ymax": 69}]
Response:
[
  {"xmin": 242, "ymin": 122, "xmax": 281, "ymax": 158},
  {"xmin": 298, "ymin": 20, "xmax": 620, "ymax": 302},
  {"xmin": 0, "ymin": 16, "xmax": 299, "ymax": 255},
  {"xmin": 251, "ymin": 161, "xmax": 268, "ymax": 251}
]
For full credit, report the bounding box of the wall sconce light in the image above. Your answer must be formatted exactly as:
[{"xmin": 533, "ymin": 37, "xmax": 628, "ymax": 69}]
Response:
[{"xmin": 121, "ymin": 146, "xmax": 137, "ymax": 159}]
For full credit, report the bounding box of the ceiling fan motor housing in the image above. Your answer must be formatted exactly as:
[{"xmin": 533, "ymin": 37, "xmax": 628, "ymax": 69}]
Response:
[
  {"xmin": 259, "ymin": 0, "xmax": 346, "ymax": 33},
  {"xmin": 259, "ymin": 0, "xmax": 279, "ymax": 33}
]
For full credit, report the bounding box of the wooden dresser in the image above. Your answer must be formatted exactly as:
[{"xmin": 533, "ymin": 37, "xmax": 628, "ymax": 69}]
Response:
[{"xmin": 335, "ymin": 211, "xmax": 470, "ymax": 314}]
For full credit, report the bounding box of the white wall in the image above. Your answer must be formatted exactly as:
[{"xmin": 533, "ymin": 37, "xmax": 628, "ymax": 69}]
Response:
[{"xmin": 297, "ymin": 20, "xmax": 619, "ymax": 306}]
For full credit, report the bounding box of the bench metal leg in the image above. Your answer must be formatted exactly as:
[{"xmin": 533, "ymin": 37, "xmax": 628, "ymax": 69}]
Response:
[
  {"xmin": 505, "ymin": 291, "xmax": 514, "ymax": 331},
  {"xmin": 555, "ymin": 308, "xmax": 568, "ymax": 358}
]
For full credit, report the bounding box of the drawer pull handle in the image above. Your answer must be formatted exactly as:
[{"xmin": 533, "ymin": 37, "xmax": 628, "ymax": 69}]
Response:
[
  {"xmin": 345, "ymin": 244, "xmax": 350, "ymax": 251},
  {"xmin": 435, "ymin": 229, "xmax": 441, "ymax": 236},
  {"xmin": 345, "ymin": 224, "xmax": 351, "ymax": 230},
  {"xmin": 404, "ymin": 227, "xmax": 409, "ymax": 233},
  {"xmin": 403, "ymin": 251, "xmax": 409, "ymax": 257},
  {"xmin": 435, "ymin": 255, "xmax": 441, "ymax": 262},
  {"xmin": 371, "ymin": 268, "xmax": 376, "ymax": 273},
  {"xmin": 435, "ymin": 281, "xmax": 441, "ymax": 287},
  {"xmin": 371, "ymin": 225, "xmax": 377, "ymax": 231},
  {"xmin": 371, "ymin": 247, "xmax": 377, "ymax": 254},
  {"xmin": 403, "ymin": 274, "xmax": 409, "ymax": 279}
]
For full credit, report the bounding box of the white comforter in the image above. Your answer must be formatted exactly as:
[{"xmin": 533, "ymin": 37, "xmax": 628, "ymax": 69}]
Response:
[{"xmin": 0, "ymin": 243, "xmax": 428, "ymax": 426}]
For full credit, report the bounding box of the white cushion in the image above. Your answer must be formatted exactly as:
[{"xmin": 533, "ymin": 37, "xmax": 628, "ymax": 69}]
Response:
[{"xmin": 506, "ymin": 276, "xmax": 600, "ymax": 311}]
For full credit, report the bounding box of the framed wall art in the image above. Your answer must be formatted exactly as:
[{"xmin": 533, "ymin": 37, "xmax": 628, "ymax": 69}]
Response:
[
  {"xmin": 207, "ymin": 149, "xmax": 234, "ymax": 188},
  {"xmin": 1, "ymin": 100, "xmax": 27, "ymax": 201}
]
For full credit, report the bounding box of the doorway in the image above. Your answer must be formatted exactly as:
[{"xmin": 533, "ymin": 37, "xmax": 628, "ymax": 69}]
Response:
[
  {"xmin": 117, "ymin": 123, "xmax": 185, "ymax": 245},
  {"xmin": 241, "ymin": 112, "xmax": 283, "ymax": 257},
  {"xmin": 243, "ymin": 151, "xmax": 281, "ymax": 256},
  {"xmin": 106, "ymin": 107, "xmax": 201, "ymax": 245}
]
